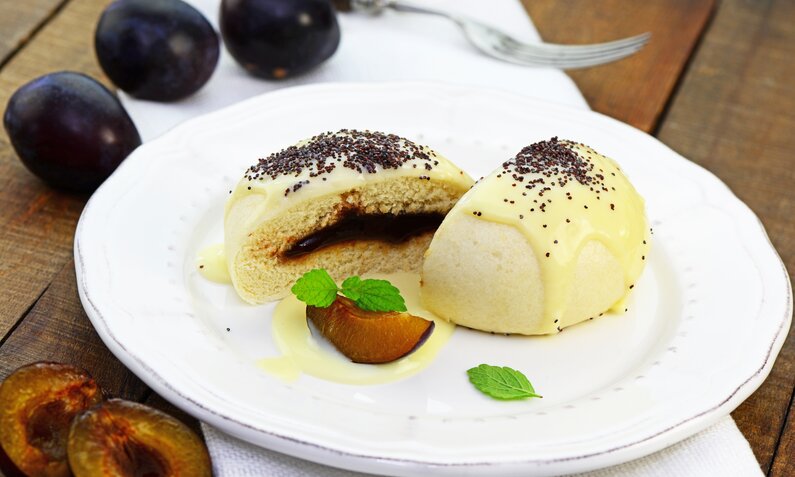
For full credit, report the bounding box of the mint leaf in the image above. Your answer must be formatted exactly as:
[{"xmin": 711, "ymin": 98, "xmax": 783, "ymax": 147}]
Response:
[
  {"xmin": 291, "ymin": 270, "xmax": 408, "ymax": 312},
  {"xmin": 290, "ymin": 269, "xmax": 339, "ymax": 308},
  {"xmin": 341, "ymin": 276, "xmax": 407, "ymax": 312},
  {"xmin": 340, "ymin": 276, "xmax": 363, "ymax": 301},
  {"xmin": 466, "ymin": 364, "xmax": 542, "ymax": 400}
]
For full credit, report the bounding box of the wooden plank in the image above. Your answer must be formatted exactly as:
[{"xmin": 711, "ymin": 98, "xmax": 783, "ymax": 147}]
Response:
[
  {"xmin": 1, "ymin": 0, "xmax": 791, "ymax": 468},
  {"xmin": 0, "ymin": 0, "xmax": 113, "ymax": 340},
  {"xmin": 772, "ymin": 395, "xmax": 795, "ymax": 477},
  {"xmin": 0, "ymin": 0, "xmax": 68, "ymax": 66},
  {"xmin": 0, "ymin": 260, "xmax": 148, "ymax": 400},
  {"xmin": 522, "ymin": 0, "xmax": 715, "ymax": 133},
  {"xmin": 655, "ymin": 0, "xmax": 795, "ymax": 473}
]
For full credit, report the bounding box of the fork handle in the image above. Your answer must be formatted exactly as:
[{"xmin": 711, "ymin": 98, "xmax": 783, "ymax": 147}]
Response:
[
  {"xmin": 333, "ymin": 0, "xmax": 455, "ymax": 20},
  {"xmin": 331, "ymin": 0, "xmax": 390, "ymax": 14}
]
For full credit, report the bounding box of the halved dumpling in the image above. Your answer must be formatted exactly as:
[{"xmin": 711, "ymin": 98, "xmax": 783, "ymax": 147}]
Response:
[
  {"xmin": 421, "ymin": 138, "xmax": 650, "ymax": 335},
  {"xmin": 225, "ymin": 129, "xmax": 473, "ymax": 304}
]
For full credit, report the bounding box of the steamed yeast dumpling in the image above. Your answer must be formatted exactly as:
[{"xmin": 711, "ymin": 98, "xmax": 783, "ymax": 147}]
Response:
[{"xmin": 421, "ymin": 137, "xmax": 650, "ymax": 335}]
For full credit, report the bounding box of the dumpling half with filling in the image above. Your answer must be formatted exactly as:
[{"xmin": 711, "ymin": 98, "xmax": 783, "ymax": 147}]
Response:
[{"xmin": 225, "ymin": 129, "xmax": 474, "ymax": 304}]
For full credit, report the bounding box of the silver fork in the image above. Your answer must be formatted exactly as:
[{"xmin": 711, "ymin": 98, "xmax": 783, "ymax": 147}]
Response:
[{"xmin": 335, "ymin": 0, "xmax": 651, "ymax": 69}]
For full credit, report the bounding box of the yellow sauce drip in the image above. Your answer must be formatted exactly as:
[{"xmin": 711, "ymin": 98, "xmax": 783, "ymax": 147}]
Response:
[
  {"xmin": 459, "ymin": 141, "xmax": 650, "ymax": 333},
  {"xmin": 259, "ymin": 273, "xmax": 455, "ymax": 384},
  {"xmin": 196, "ymin": 243, "xmax": 231, "ymax": 284}
]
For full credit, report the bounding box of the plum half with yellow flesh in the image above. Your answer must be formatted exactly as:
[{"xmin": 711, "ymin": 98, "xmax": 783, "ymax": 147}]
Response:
[
  {"xmin": 307, "ymin": 296, "xmax": 435, "ymax": 364},
  {"xmin": 0, "ymin": 362, "xmax": 103, "ymax": 477},
  {"xmin": 67, "ymin": 399, "xmax": 211, "ymax": 477}
]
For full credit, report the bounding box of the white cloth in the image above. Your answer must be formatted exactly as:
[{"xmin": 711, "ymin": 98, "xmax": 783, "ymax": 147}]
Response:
[
  {"xmin": 118, "ymin": 1, "xmax": 762, "ymax": 476},
  {"xmin": 120, "ymin": 0, "xmax": 588, "ymax": 140},
  {"xmin": 202, "ymin": 416, "xmax": 762, "ymax": 477}
]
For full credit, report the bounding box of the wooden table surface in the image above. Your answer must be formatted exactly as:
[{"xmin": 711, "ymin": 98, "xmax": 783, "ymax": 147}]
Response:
[{"xmin": 1, "ymin": 0, "xmax": 793, "ymax": 475}]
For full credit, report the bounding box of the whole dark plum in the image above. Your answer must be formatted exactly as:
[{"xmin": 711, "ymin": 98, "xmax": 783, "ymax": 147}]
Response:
[
  {"xmin": 220, "ymin": 0, "xmax": 340, "ymax": 80},
  {"xmin": 3, "ymin": 72, "xmax": 142, "ymax": 192},
  {"xmin": 95, "ymin": 0, "xmax": 220, "ymax": 101}
]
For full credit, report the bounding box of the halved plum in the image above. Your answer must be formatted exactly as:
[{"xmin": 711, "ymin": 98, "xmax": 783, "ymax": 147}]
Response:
[
  {"xmin": 0, "ymin": 362, "xmax": 103, "ymax": 477},
  {"xmin": 67, "ymin": 399, "xmax": 211, "ymax": 477},
  {"xmin": 307, "ymin": 296, "xmax": 435, "ymax": 364}
]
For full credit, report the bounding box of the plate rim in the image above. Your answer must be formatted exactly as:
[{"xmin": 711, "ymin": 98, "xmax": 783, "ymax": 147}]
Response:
[{"xmin": 74, "ymin": 81, "xmax": 793, "ymax": 475}]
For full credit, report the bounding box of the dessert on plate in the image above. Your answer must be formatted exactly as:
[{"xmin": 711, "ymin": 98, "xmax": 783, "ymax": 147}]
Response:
[
  {"xmin": 421, "ymin": 137, "xmax": 650, "ymax": 335},
  {"xmin": 225, "ymin": 129, "xmax": 474, "ymax": 304}
]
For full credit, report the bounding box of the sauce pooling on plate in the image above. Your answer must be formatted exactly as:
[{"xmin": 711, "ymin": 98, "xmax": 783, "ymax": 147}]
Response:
[
  {"xmin": 193, "ymin": 249, "xmax": 454, "ymax": 383},
  {"xmin": 196, "ymin": 243, "xmax": 231, "ymax": 284}
]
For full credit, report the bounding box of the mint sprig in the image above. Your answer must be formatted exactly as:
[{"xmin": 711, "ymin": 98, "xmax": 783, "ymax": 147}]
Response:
[
  {"xmin": 341, "ymin": 276, "xmax": 406, "ymax": 312},
  {"xmin": 467, "ymin": 364, "xmax": 542, "ymax": 400},
  {"xmin": 290, "ymin": 269, "xmax": 338, "ymax": 307},
  {"xmin": 291, "ymin": 269, "xmax": 407, "ymax": 312}
]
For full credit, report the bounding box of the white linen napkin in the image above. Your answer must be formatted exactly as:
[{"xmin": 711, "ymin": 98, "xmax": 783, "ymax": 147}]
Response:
[
  {"xmin": 202, "ymin": 416, "xmax": 762, "ymax": 477},
  {"xmin": 120, "ymin": 0, "xmax": 588, "ymax": 140},
  {"xmin": 118, "ymin": 1, "xmax": 763, "ymax": 475}
]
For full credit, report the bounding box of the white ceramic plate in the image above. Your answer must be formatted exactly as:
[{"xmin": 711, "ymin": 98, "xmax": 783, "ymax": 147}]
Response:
[{"xmin": 75, "ymin": 82, "xmax": 791, "ymax": 476}]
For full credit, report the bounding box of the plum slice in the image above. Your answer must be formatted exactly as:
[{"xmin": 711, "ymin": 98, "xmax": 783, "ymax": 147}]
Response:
[
  {"xmin": 67, "ymin": 399, "xmax": 211, "ymax": 477},
  {"xmin": 307, "ymin": 296, "xmax": 435, "ymax": 364},
  {"xmin": 0, "ymin": 362, "xmax": 103, "ymax": 477}
]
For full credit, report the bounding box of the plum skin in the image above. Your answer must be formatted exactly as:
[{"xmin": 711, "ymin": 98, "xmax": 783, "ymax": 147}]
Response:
[
  {"xmin": 220, "ymin": 0, "xmax": 341, "ymax": 79},
  {"xmin": 95, "ymin": 0, "xmax": 220, "ymax": 101},
  {"xmin": 3, "ymin": 72, "xmax": 141, "ymax": 193}
]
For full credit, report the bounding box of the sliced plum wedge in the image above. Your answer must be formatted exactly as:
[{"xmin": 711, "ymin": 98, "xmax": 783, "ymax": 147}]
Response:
[
  {"xmin": 307, "ymin": 296, "xmax": 435, "ymax": 364},
  {"xmin": 67, "ymin": 399, "xmax": 211, "ymax": 477}
]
